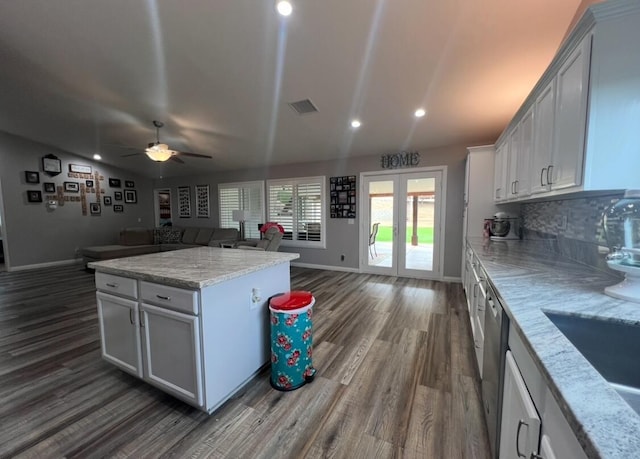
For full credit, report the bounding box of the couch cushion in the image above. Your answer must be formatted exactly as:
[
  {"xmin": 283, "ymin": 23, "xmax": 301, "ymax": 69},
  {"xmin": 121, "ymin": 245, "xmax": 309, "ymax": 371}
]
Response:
[
  {"xmin": 155, "ymin": 227, "xmax": 184, "ymax": 244},
  {"xmin": 119, "ymin": 228, "xmax": 154, "ymax": 246},
  {"xmin": 194, "ymin": 228, "xmax": 215, "ymax": 245},
  {"xmin": 212, "ymin": 228, "xmax": 239, "ymax": 241},
  {"xmin": 181, "ymin": 227, "xmax": 199, "ymax": 244}
]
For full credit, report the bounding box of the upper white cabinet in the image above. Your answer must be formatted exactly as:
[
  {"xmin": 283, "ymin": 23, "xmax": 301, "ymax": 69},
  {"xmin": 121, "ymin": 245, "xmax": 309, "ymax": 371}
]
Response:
[
  {"xmin": 550, "ymin": 36, "xmax": 591, "ymax": 191},
  {"xmin": 494, "ymin": 142, "xmax": 508, "ymax": 201},
  {"xmin": 496, "ymin": 0, "xmax": 640, "ymax": 202}
]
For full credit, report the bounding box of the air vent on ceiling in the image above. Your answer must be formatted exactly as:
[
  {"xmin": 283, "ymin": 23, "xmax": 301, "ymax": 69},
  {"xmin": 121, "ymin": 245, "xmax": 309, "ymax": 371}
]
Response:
[{"xmin": 288, "ymin": 99, "xmax": 319, "ymax": 115}]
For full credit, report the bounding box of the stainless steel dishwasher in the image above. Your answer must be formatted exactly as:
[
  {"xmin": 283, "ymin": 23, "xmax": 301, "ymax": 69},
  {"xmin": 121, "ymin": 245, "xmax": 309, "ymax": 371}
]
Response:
[{"xmin": 481, "ymin": 283, "xmax": 509, "ymax": 459}]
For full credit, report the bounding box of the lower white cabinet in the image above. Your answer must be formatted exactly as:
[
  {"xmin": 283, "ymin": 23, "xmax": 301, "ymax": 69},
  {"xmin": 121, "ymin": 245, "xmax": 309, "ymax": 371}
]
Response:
[
  {"xmin": 500, "ymin": 326, "xmax": 588, "ymax": 459},
  {"xmin": 499, "ymin": 351, "xmax": 541, "ymax": 459},
  {"xmin": 141, "ymin": 303, "xmax": 203, "ymax": 407},
  {"xmin": 96, "ymin": 292, "xmax": 142, "ymax": 378}
]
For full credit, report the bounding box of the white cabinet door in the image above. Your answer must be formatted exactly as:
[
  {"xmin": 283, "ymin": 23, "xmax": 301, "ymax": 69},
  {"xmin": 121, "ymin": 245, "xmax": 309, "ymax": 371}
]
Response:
[
  {"xmin": 499, "ymin": 351, "xmax": 541, "ymax": 459},
  {"xmin": 531, "ymin": 80, "xmax": 556, "ymax": 194},
  {"xmin": 516, "ymin": 107, "xmax": 534, "ymax": 198},
  {"xmin": 140, "ymin": 303, "xmax": 203, "ymax": 408},
  {"xmin": 96, "ymin": 292, "xmax": 142, "ymax": 377},
  {"xmin": 494, "ymin": 142, "xmax": 508, "ymax": 201},
  {"xmin": 551, "ymin": 34, "xmax": 591, "ymax": 191},
  {"xmin": 506, "ymin": 128, "xmax": 519, "ymax": 199}
]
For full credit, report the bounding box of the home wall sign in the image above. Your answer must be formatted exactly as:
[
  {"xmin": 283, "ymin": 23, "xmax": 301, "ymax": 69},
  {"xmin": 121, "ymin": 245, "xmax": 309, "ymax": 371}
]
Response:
[
  {"xmin": 380, "ymin": 151, "xmax": 420, "ymax": 169},
  {"xmin": 330, "ymin": 175, "xmax": 356, "ymax": 218},
  {"xmin": 69, "ymin": 164, "xmax": 92, "ymax": 174}
]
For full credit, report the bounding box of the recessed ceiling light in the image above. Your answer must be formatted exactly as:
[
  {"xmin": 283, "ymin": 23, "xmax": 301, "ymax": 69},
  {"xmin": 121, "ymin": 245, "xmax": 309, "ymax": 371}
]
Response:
[
  {"xmin": 276, "ymin": 1, "xmax": 292, "ymax": 16},
  {"xmin": 93, "ymin": 154, "xmax": 102, "ymax": 160},
  {"xmin": 414, "ymin": 108, "xmax": 426, "ymax": 118},
  {"xmin": 351, "ymin": 120, "xmax": 361, "ymax": 128}
]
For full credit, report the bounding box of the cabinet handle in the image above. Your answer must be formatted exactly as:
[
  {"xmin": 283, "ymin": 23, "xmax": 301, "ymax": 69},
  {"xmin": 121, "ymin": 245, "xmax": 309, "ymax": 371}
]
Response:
[
  {"xmin": 514, "ymin": 180, "xmax": 519, "ymax": 194},
  {"xmin": 129, "ymin": 309, "xmax": 134, "ymax": 325},
  {"xmin": 106, "ymin": 283, "xmax": 118, "ymax": 288},
  {"xmin": 516, "ymin": 419, "xmax": 528, "ymax": 458},
  {"xmin": 139, "ymin": 310, "xmax": 145, "ymax": 328},
  {"xmin": 156, "ymin": 295, "xmax": 171, "ymax": 301},
  {"xmin": 473, "ymin": 283, "xmax": 478, "ymax": 298},
  {"xmin": 547, "ymin": 165, "xmax": 553, "ymax": 185},
  {"xmin": 540, "ymin": 167, "xmax": 547, "ymax": 186}
]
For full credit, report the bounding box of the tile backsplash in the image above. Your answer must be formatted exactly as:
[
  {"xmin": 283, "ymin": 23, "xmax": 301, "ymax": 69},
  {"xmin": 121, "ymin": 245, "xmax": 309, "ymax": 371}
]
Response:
[{"xmin": 521, "ymin": 193, "xmax": 623, "ymax": 272}]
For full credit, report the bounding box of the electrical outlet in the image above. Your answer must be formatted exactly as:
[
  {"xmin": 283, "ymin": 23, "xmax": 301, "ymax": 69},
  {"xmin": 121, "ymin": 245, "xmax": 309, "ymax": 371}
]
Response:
[{"xmin": 560, "ymin": 215, "xmax": 568, "ymax": 231}]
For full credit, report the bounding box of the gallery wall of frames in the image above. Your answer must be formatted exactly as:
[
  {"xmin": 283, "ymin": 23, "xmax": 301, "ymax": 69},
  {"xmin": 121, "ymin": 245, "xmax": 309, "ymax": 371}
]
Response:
[{"xmin": 23, "ymin": 154, "xmax": 138, "ymax": 216}]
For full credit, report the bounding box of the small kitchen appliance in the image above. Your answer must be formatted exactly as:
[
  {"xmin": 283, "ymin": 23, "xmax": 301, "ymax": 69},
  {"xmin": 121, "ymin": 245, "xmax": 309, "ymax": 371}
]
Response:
[
  {"xmin": 489, "ymin": 212, "xmax": 520, "ymax": 241},
  {"xmin": 603, "ymin": 190, "xmax": 640, "ymax": 303}
]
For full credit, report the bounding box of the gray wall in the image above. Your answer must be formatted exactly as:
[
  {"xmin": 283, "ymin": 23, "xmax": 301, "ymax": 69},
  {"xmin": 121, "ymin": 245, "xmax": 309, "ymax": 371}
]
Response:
[
  {"xmin": 0, "ymin": 131, "xmax": 154, "ymax": 269},
  {"xmin": 155, "ymin": 144, "xmax": 468, "ymax": 278}
]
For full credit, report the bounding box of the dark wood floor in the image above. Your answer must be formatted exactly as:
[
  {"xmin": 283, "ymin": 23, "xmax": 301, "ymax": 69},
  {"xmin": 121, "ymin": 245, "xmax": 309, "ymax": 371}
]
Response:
[{"xmin": 0, "ymin": 264, "xmax": 490, "ymax": 458}]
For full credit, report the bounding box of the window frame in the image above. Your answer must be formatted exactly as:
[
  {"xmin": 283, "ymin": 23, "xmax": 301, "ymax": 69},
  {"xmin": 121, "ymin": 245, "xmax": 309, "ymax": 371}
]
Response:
[
  {"xmin": 267, "ymin": 176, "xmax": 326, "ymax": 249},
  {"xmin": 217, "ymin": 180, "xmax": 265, "ymax": 240}
]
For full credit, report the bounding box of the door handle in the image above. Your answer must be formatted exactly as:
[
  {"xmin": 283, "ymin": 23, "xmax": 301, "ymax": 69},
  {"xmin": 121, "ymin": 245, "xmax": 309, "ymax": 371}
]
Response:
[
  {"xmin": 516, "ymin": 419, "xmax": 528, "ymax": 458},
  {"xmin": 540, "ymin": 167, "xmax": 547, "ymax": 186}
]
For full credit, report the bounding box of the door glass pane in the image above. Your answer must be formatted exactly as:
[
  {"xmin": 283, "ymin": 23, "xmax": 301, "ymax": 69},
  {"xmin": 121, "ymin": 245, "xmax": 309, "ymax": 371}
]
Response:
[
  {"xmin": 405, "ymin": 178, "xmax": 435, "ymax": 271},
  {"xmin": 368, "ymin": 180, "xmax": 394, "ymax": 268}
]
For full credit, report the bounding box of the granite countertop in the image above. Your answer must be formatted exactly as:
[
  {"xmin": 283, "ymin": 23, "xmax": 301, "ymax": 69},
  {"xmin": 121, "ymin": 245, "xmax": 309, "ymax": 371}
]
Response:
[
  {"xmin": 88, "ymin": 247, "xmax": 300, "ymax": 289},
  {"xmin": 467, "ymin": 237, "xmax": 640, "ymax": 459}
]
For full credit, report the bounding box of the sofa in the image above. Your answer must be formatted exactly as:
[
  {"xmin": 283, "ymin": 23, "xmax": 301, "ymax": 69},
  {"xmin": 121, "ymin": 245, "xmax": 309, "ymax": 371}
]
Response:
[{"xmin": 82, "ymin": 226, "xmax": 239, "ymax": 266}]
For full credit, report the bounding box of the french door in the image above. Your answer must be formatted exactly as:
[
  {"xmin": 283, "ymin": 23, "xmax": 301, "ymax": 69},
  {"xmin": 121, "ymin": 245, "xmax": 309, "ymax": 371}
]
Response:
[{"xmin": 360, "ymin": 168, "xmax": 445, "ymax": 279}]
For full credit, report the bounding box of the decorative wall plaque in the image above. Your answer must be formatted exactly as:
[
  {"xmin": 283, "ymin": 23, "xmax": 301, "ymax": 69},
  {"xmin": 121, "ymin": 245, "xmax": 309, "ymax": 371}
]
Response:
[{"xmin": 330, "ymin": 176, "xmax": 356, "ymax": 218}]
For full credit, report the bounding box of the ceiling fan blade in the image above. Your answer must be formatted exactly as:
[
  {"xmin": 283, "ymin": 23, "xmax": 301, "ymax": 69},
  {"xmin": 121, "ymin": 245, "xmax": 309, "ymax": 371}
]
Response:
[
  {"xmin": 170, "ymin": 155, "xmax": 185, "ymax": 164},
  {"xmin": 178, "ymin": 152, "xmax": 213, "ymax": 159},
  {"xmin": 121, "ymin": 152, "xmax": 142, "ymax": 157}
]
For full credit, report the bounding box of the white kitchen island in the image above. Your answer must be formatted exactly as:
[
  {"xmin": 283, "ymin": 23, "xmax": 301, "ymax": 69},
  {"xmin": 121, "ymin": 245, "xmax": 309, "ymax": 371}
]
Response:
[{"xmin": 88, "ymin": 247, "xmax": 299, "ymax": 413}]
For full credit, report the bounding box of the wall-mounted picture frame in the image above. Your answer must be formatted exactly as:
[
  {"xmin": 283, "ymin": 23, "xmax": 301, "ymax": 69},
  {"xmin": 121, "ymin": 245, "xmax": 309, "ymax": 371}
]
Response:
[
  {"xmin": 125, "ymin": 180, "xmax": 135, "ymax": 188},
  {"xmin": 86, "ymin": 180, "xmax": 94, "ymax": 188},
  {"xmin": 104, "ymin": 196, "xmax": 112, "ymax": 205},
  {"xmin": 43, "ymin": 182, "xmax": 56, "ymax": 193},
  {"xmin": 69, "ymin": 164, "xmax": 92, "ymax": 174},
  {"xmin": 25, "ymin": 171, "xmax": 40, "ymax": 184},
  {"xmin": 330, "ymin": 175, "xmax": 356, "ymax": 218},
  {"xmin": 90, "ymin": 203, "xmax": 101, "ymax": 215},
  {"xmin": 64, "ymin": 182, "xmax": 79, "ymax": 192},
  {"xmin": 124, "ymin": 189, "xmax": 137, "ymax": 203},
  {"xmin": 114, "ymin": 191, "xmax": 123, "ymax": 201},
  {"xmin": 109, "ymin": 178, "xmax": 121, "ymax": 188},
  {"xmin": 196, "ymin": 184, "xmax": 210, "ymax": 218},
  {"xmin": 42, "ymin": 154, "xmax": 62, "ymax": 176},
  {"xmin": 113, "ymin": 204, "xmax": 124, "ymax": 212},
  {"xmin": 178, "ymin": 186, "xmax": 191, "ymax": 218},
  {"xmin": 27, "ymin": 190, "xmax": 42, "ymax": 203}
]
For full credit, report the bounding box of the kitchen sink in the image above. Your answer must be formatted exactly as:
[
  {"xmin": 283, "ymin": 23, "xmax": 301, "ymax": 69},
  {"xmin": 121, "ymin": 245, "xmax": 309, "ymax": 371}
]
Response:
[{"xmin": 544, "ymin": 312, "xmax": 640, "ymax": 416}]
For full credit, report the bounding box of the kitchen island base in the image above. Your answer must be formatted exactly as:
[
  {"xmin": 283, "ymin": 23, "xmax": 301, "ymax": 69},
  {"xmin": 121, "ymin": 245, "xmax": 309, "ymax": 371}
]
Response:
[{"xmin": 91, "ymin": 248, "xmax": 298, "ymax": 414}]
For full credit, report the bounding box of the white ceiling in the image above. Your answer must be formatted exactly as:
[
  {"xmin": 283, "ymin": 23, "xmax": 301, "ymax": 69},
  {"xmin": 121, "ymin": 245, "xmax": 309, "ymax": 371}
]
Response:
[{"xmin": 0, "ymin": 0, "xmax": 584, "ymax": 178}]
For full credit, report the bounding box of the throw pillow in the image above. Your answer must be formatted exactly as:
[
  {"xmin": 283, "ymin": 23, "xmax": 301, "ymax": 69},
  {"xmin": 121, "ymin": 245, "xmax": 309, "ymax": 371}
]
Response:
[{"xmin": 154, "ymin": 227, "xmax": 183, "ymax": 244}]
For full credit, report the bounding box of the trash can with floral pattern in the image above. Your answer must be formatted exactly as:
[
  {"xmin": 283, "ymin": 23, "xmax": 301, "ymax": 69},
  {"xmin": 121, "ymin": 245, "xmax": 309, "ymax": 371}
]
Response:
[{"xmin": 268, "ymin": 291, "xmax": 316, "ymax": 390}]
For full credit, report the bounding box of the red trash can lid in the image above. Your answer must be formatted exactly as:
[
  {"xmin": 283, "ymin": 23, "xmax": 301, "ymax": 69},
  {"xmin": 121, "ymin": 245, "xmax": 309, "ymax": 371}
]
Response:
[{"xmin": 270, "ymin": 291, "xmax": 314, "ymax": 311}]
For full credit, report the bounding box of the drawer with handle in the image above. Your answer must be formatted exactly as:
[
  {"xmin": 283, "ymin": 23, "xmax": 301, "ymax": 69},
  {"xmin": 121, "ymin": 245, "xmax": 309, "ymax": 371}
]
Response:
[
  {"xmin": 140, "ymin": 281, "xmax": 199, "ymax": 315},
  {"xmin": 95, "ymin": 272, "xmax": 138, "ymax": 299}
]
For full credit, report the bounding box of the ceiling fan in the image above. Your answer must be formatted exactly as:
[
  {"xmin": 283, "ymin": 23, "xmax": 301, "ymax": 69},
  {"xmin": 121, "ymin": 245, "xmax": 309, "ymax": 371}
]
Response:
[{"xmin": 121, "ymin": 120, "xmax": 212, "ymax": 163}]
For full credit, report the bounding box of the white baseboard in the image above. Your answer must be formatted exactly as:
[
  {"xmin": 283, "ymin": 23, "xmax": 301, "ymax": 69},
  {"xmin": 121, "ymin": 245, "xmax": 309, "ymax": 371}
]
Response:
[
  {"xmin": 443, "ymin": 276, "xmax": 462, "ymax": 283},
  {"xmin": 291, "ymin": 262, "xmax": 360, "ymax": 273},
  {"xmin": 9, "ymin": 258, "xmax": 83, "ymax": 272}
]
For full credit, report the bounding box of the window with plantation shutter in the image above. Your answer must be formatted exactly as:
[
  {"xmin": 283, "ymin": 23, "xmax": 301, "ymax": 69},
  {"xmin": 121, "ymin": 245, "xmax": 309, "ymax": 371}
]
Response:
[
  {"xmin": 218, "ymin": 181, "xmax": 265, "ymax": 239},
  {"xmin": 267, "ymin": 177, "xmax": 325, "ymax": 248}
]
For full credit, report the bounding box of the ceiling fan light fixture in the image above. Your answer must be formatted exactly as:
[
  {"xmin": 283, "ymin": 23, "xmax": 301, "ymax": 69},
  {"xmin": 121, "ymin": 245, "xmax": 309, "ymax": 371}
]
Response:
[{"xmin": 145, "ymin": 144, "xmax": 174, "ymax": 162}]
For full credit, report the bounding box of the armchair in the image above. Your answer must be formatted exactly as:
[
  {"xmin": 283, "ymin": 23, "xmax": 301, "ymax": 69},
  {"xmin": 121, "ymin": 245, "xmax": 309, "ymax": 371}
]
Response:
[{"xmin": 236, "ymin": 227, "xmax": 283, "ymax": 251}]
